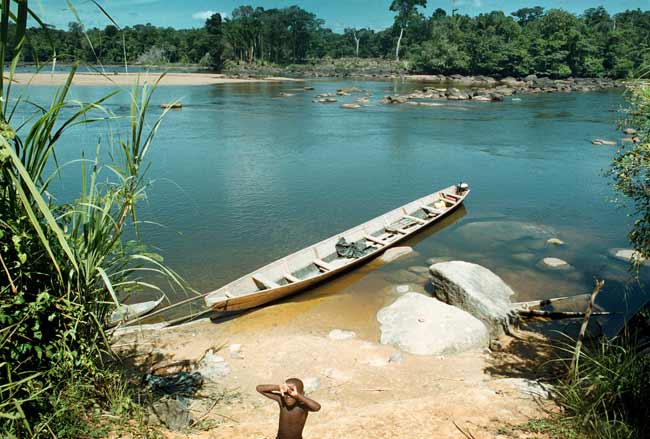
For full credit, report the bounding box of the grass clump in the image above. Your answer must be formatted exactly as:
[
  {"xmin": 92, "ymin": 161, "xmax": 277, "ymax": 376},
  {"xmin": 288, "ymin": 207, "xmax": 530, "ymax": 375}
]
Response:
[
  {"xmin": 0, "ymin": 1, "xmax": 190, "ymax": 437},
  {"xmin": 551, "ymin": 336, "xmax": 650, "ymax": 439}
]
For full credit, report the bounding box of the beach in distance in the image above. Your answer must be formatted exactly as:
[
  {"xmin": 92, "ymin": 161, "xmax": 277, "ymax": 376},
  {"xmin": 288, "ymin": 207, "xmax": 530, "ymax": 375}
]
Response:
[{"xmin": 10, "ymin": 71, "xmax": 302, "ymax": 86}]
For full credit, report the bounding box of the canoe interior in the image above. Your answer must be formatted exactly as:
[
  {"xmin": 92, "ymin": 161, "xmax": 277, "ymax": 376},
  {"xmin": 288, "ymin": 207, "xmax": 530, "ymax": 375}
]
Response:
[{"xmin": 205, "ymin": 185, "xmax": 469, "ymax": 312}]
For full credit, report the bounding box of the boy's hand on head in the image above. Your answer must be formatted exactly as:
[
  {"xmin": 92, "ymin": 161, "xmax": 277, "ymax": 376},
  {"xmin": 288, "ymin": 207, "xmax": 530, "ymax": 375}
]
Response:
[{"xmin": 287, "ymin": 384, "xmax": 299, "ymax": 397}]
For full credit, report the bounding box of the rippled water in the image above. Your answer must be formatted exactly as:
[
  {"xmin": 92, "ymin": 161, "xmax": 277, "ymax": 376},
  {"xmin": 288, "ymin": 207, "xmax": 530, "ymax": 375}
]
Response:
[{"xmin": 15, "ymin": 79, "xmax": 649, "ymax": 332}]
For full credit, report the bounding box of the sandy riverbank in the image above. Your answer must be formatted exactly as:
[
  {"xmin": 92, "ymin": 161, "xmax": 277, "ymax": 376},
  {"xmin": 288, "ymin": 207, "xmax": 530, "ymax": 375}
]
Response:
[
  {"xmin": 115, "ymin": 300, "xmax": 557, "ymax": 438},
  {"xmin": 9, "ymin": 72, "xmax": 302, "ymax": 87}
]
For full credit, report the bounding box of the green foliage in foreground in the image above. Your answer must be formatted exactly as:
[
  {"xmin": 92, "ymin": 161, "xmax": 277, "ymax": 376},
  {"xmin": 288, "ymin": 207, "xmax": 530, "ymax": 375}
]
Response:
[
  {"xmin": 7, "ymin": 4, "xmax": 650, "ymax": 78},
  {"xmin": 0, "ymin": 1, "xmax": 190, "ymax": 437},
  {"xmin": 546, "ymin": 337, "xmax": 650, "ymax": 439},
  {"xmin": 611, "ymin": 83, "xmax": 650, "ymax": 264}
]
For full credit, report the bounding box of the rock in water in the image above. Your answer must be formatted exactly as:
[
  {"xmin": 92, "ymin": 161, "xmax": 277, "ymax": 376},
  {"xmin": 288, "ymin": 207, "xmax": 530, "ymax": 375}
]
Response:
[
  {"xmin": 429, "ymin": 261, "xmax": 514, "ymax": 337},
  {"xmin": 377, "ymin": 293, "xmax": 489, "ymax": 356},
  {"xmin": 395, "ymin": 285, "xmax": 411, "ymax": 294},
  {"xmin": 547, "ymin": 238, "xmax": 565, "ymax": 246},
  {"xmin": 328, "ymin": 329, "xmax": 356, "ymax": 341},
  {"xmin": 380, "ymin": 247, "xmax": 413, "ymax": 263},
  {"xmin": 610, "ymin": 248, "xmax": 648, "ymax": 265},
  {"xmin": 540, "ymin": 257, "xmax": 572, "ymax": 270}
]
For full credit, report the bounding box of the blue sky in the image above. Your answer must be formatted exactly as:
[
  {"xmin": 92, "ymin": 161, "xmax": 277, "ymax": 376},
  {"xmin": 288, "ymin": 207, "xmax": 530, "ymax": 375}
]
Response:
[{"xmin": 33, "ymin": 0, "xmax": 650, "ymax": 31}]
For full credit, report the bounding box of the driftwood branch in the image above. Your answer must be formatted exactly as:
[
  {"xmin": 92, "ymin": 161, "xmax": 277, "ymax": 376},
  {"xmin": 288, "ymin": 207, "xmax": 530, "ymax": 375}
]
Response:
[
  {"xmin": 570, "ymin": 280, "xmax": 605, "ymax": 378},
  {"xmin": 517, "ymin": 309, "xmax": 612, "ymax": 319},
  {"xmin": 513, "ymin": 293, "xmax": 592, "ymax": 309}
]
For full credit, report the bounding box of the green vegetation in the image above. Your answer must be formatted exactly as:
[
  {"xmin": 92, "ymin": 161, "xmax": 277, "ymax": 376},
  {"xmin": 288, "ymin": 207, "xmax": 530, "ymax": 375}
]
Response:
[
  {"xmin": 534, "ymin": 81, "xmax": 650, "ymax": 439},
  {"xmin": 531, "ymin": 335, "xmax": 648, "ymax": 439},
  {"xmin": 611, "ymin": 84, "xmax": 650, "ymax": 262},
  {"xmin": 0, "ymin": 1, "xmax": 189, "ymax": 437},
  {"xmin": 9, "ymin": 4, "xmax": 650, "ymax": 78}
]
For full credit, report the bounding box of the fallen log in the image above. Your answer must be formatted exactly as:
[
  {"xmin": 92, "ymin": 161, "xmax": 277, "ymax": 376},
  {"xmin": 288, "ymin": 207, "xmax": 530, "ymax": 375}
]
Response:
[
  {"xmin": 516, "ymin": 309, "xmax": 612, "ymax": 319},
  {"xmin": 513, "ymin": 293, "xmax": 592, "ymax": 309}
]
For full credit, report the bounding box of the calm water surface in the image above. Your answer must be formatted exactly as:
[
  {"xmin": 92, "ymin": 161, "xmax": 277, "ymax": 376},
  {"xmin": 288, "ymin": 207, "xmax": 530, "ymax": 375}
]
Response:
[{"xmin": 16, "ymin": 79, "xmax": 649, "ymax": 336}]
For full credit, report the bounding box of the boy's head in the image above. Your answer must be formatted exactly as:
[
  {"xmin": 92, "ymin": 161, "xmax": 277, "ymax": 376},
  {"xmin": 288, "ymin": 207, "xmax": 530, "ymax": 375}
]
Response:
[{"xmin": 283, "ymin": 378, "xmax": 304, "ymax": 407}]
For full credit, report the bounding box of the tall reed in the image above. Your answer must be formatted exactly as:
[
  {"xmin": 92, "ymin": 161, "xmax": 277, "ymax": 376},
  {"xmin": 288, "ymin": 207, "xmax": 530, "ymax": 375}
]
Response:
[{"xmin": 0, "ymin": 1, "xmax": 191, "ymax": 437}]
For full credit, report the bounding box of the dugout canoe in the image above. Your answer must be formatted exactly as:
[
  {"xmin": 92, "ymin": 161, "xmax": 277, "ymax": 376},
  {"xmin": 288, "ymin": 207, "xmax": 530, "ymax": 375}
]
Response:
[{"xmin": 205, "ymin": 183, "xmax": 471, "ymax": 312}]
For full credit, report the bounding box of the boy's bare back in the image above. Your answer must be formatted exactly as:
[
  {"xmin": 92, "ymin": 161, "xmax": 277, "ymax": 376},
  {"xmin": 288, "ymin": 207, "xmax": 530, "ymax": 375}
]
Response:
[{"xmin": 256, "ymin": 378, "xmax": 321, "ymax": 439}]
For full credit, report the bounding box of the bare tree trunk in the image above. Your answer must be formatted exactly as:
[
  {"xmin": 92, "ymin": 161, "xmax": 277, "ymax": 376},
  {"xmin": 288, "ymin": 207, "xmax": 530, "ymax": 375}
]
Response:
[
  {"xmin": 353, "ymin": 30, "xmax": 360, "ymax": 58},
  {"xmin": 395, "ymin": 27, "xmax": 404, "ymax": 61}
]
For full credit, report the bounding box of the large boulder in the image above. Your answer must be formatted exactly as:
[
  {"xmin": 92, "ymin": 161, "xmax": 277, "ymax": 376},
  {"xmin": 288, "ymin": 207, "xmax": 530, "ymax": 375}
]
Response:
[
  {"xmin": 377, "ymin": 293, "xmax": 489, "ymax": 356},
  {"xmin": 429, "ymin": 261, "xmax": 514, "ymax": 337}
]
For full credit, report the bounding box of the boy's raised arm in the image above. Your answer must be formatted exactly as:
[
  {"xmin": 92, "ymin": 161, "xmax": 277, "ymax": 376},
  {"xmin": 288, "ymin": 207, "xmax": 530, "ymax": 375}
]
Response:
[
  {"xmin": 256, "ymin": 384, "xmax": 282, "ymax": 402},
  {"xmin": 294, "ymin": 393, "xmax": 321, "ymax": 412}
]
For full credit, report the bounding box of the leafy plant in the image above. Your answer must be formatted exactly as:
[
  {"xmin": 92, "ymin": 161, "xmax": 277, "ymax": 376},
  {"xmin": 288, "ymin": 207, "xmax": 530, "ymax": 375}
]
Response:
[{"xmin": 0, "ymin": 1, "xmax": 191, "ymax": 437}]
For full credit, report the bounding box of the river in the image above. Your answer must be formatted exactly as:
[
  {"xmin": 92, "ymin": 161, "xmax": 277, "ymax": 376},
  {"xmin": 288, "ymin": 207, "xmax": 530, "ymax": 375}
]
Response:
[{"xmin": 16, "ymin": 78, "xmax": 648, "ymax": 336}]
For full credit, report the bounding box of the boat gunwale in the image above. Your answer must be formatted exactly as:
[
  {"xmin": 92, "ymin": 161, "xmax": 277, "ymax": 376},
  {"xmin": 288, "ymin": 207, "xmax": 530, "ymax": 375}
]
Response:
[{"xmin": 205, "ymin": 185, "xmax": 469, "ymax": 311}]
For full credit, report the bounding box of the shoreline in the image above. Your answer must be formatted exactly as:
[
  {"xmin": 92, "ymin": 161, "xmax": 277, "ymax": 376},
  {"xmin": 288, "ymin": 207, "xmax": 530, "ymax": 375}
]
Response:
[{"xmin": 9, "ymin": 72, "xmax": 303, "ymax": 87}]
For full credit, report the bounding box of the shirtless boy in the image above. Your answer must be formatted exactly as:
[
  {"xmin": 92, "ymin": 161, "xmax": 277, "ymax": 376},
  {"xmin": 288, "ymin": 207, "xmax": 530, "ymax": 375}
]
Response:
[{"xmin": 256, "ymin": 378, "xmax": 321, "ymax": 439}]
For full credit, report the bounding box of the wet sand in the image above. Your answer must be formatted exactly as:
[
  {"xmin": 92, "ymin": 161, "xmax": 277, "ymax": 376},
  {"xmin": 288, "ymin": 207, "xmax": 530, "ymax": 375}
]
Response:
[{"xmin": 9, "ymin": 72, "xmax": 301, "ymax": 87}]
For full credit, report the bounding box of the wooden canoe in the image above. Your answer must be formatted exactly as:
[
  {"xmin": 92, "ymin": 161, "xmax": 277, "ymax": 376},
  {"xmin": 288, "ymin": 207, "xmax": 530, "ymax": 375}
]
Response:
[{"xmin": 204, "ymin": 183, "xmax": 470, "ymax": 312}]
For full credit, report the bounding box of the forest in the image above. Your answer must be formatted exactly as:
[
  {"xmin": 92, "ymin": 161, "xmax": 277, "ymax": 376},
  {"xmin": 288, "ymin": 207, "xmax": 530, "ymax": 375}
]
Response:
[{"xmin": 10, "ymin": 3, "xmax": 650, "ymax": 78}]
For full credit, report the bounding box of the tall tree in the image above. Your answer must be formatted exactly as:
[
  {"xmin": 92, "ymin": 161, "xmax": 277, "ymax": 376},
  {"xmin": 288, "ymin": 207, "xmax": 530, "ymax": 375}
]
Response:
[
  {"xmin": 390, "ymin": 0, "xmax": 427, "ymax": 61},
  {"xmin": 205, "ymin": 13, "xmax": 224, "ymax": 70}
]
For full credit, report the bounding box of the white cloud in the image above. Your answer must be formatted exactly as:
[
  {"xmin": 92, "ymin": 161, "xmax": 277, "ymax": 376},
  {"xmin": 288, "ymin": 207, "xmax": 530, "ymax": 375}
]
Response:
[{"xmin": 192, "ymin": 10, "xmax": 227, "ymax": 21}]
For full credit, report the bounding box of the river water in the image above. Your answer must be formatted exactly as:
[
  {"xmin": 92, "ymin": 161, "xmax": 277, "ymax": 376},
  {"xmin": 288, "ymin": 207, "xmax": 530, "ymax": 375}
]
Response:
[{"xmin": 15, "ymin": 79, "xmax": 649, "ymax": 336}]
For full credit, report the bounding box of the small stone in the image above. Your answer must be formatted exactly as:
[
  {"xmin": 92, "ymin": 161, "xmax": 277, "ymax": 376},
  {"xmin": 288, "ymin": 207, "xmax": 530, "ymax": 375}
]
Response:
[
  {"xmin": 341, "ymin": 103, "xmax": 361, "ymax": 109},
  {"xmin": 610, "ymin": 248, "xmax": 648, "ymax": 265},
  {"xmin": 541, "ymin": 257, "xmax": 571, "ymax": 269},
  {"xmin": 380, "ymin": 247, "xmax": 414, "ymax": 263},
  {"xmin": 389, "ymin": 351, "xmax": 404, "ymax": 364},
  {"xmin": 197, "ymin": 351, "xmax": 230, "ymax": 380},
  {"xmin": 151, "ymin": 398, "xmax": 192, "ymax": 431},
  {"xmin": 489, "ymin": 339, "xmax": 504, "ymax": 351},
  {"xmin": 229, "ymin": 344, "xmax": 243, "ymax": 359},
  {"xmin": 592, "ymin": 138, "xmax": 617, "ymax": 146},
  {"xmin": 328, "ymin": 329, "xmax": 356, "ymax": 341},
  {"xmin": 623, "ymin": 128, "xmax": 637, "ymax": 135},
  {"xmin": 395, "ymin": 285, "xmax": 411, "ymax": 294},
  {"xmin": 302, "ymin": 376, "xmax": 320, "ymax": 394},
  {"xmin": 407, "ymin": 266, "xmax": 430, "ymax": 275},
  {"xmin": 547, "ymin": 238, "xmax": 565, "ymax": 246}
]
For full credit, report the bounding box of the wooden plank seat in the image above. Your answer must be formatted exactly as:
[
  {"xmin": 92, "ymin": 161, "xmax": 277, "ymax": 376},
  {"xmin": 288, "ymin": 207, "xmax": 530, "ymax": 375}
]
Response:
[
  {"xmin": 441, "ymin": 192, "xmax": 460, "ymax": 202},
  {"xmin": 421, "ymin": 204, "xmax": 445, "ymax": 215},
  {"xmin": 385, "ymin": 225, "xmax": 407, "ymax": 235},
  {"xmin": 404, "ymin": 215, "xmax": 427, "ymax": 225},
  {"xmin": 314, "ymin": 259, "xmax": 334, "ymax": 271},
  {"xmin": 364, "ymin": 234, "xmax": 386, "ymax": 245},
  {"xmin": 252, "ymin": 275, "xmax": 281, "ymax": 290},
  {"xmin": 284, "ymin": 273, "xmax": 301, "ymax": 283}
]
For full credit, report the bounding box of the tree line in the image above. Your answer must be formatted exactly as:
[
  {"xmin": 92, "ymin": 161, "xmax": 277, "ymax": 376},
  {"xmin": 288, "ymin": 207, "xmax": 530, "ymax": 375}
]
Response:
[{"xmin": 9, "ymin": 3, "xmax": 650, "ymax": 79}]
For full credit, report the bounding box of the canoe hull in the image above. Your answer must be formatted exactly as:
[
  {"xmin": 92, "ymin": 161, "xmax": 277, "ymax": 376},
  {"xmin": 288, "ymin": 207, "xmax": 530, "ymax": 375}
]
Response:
[{"xmin": 206, "ymin": 185, "xmax": 469, "ymax": 313}]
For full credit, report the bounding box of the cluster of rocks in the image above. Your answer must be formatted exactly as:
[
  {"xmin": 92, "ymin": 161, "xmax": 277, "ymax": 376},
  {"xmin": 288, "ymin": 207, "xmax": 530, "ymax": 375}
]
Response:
[
  {"xmin": 312, "ymin": 87, "xmax": 372, "ymax": 108},
  {"xmin": 383, "ymin": 75, "xmax": 623, "ymax": 105},
  {"xmin": 377, "ymin": 253, "xmax": 517, "ymax": 357}
]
